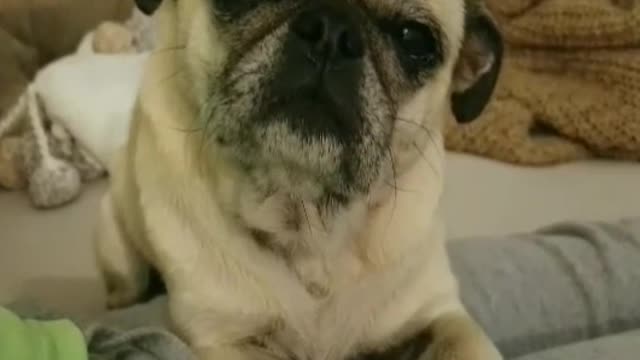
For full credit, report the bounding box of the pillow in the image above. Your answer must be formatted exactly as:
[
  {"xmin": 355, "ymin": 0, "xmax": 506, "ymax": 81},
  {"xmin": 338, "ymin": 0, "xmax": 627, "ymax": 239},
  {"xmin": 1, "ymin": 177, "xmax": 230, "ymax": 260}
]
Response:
[{"xmin": 451, "ymin": 218, "xmax": 640, "ymax": 358}]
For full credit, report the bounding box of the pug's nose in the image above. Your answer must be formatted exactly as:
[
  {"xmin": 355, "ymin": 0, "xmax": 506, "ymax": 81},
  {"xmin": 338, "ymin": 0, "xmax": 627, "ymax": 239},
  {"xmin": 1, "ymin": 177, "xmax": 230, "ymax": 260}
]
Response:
[{"xmin": 291, "ymin": 5, "xmax": 364, "ymax": 64}]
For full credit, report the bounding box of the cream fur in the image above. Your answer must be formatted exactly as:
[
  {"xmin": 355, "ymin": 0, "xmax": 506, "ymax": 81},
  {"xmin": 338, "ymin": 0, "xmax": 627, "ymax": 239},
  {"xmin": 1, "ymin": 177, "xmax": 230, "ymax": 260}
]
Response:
[{"xmin": 95, "ymin": 1, "xmax": 502, "ymax": 359}]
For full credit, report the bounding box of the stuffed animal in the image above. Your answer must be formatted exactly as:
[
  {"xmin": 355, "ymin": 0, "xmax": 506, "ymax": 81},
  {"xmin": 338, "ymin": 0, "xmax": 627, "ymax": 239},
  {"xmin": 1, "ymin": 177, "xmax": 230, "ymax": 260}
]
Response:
[{"xmin": 0, "ymin": 8, "xmax": 153, "ymax": 208}]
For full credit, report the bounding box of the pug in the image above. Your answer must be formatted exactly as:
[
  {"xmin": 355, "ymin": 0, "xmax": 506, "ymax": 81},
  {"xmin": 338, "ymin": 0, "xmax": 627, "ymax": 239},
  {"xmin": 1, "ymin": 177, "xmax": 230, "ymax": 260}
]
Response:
[{"xmin": 95, "ymin": 0, "xmax": 504, "ymax": 359}]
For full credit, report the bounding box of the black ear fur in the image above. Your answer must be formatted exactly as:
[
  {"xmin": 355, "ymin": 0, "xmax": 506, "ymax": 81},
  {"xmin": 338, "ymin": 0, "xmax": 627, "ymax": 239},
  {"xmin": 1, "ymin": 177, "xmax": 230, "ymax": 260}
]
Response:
[
  {"xmin": 135, "ymin": 0, "xmax": 163, "ymax": 15},
  {"xmin": 451, "ymin": 11, "xmax": 504, "ymax": 124}
]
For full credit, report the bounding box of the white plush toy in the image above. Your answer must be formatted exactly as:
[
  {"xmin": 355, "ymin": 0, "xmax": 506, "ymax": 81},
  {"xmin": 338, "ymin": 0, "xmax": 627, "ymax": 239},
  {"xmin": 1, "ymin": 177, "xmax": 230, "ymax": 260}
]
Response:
[
  {"xmin": 36, "ymin": 41, "xmax": 149, "ymax": 168},
  {"xmin": 0, "ymin": 9, "xmax": 152, "ymax": 208}
]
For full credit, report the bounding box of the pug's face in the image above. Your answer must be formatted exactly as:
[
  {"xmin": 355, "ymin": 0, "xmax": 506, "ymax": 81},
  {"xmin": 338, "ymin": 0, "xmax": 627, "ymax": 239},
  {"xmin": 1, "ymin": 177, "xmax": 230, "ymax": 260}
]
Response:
[{"xmin": 139, "ymin": 0, "xmax": 502, "ymax": 200}]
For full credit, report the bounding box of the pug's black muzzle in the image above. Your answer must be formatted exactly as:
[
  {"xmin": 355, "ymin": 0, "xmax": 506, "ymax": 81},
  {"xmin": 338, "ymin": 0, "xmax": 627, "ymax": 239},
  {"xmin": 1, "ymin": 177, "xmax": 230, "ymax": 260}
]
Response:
[{"xmin": 266, "ymin": 1, "xmax": 366, "ymax": 143}]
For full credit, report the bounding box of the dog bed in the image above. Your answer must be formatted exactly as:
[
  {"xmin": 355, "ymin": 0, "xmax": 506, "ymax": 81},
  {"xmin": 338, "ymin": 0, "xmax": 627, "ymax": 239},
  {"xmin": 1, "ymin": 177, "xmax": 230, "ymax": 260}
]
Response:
[{"xmin": 8, "ymin": 218, "xmax": 640, "ymax": 359}]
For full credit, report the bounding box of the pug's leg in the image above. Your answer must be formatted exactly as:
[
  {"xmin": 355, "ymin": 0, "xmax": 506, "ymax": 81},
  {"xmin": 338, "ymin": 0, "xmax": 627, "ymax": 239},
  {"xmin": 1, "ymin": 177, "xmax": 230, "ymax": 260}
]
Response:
[
  {"xmin": 188, "ymin": 325, "xmax": 287, "ymax": 360},
  {"xmin": 424, "ymin": 311, "xmax": 502, "ymax": 360},
  {"xmin": 95, "ymin": 193, "xmax": 149, "ymax": 309},
  {"xmin": 195, "ymin": 345, "xmax": 281, "ymax": 360}
]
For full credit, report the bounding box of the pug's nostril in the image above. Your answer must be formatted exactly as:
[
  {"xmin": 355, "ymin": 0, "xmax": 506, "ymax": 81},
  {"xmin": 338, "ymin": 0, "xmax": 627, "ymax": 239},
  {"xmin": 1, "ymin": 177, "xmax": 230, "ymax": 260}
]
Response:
[
  {"xmin": 291, "ymin": 6, "xmax": 364, "ymax": 62},
  {"xmin": 292, "ymin": 12, "xmax": 327, "ymax": 46},
  {"xmin": 339, "ymin": 29, "xmax": 364, "ymax": 59}
]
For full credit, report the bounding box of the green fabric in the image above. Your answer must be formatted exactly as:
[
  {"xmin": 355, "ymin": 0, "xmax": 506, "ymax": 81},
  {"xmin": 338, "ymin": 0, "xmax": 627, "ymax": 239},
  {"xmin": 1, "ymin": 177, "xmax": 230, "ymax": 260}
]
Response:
[{"xmin": 0, "ymin": 306, "xmax": 87, "ymax": 360}]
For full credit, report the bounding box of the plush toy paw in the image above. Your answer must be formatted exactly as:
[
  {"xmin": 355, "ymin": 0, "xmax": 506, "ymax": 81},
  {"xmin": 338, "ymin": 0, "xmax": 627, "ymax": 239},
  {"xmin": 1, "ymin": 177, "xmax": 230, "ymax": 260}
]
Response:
[
  {"xmin": 28, "ymin": 157, "xmax": 81, "ymax": 208},
  {"xmin": 93, "ymin": 21, "xmax": 137, "ymax": 54},
  {"xmin": 48, "ymin": 122, "xmax": 106, "ymax": 182}
]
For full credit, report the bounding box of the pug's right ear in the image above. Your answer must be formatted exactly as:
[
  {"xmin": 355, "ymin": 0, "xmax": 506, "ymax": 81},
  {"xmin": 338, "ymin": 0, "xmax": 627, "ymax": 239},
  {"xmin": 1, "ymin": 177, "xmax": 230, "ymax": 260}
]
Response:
[
  {"xmin": 135, "ymin": 0, "xmax": 163, "ymax": 15},
  {"xmin": 450, "ymin": 2, "xmax": 503, "ymax": 124}
]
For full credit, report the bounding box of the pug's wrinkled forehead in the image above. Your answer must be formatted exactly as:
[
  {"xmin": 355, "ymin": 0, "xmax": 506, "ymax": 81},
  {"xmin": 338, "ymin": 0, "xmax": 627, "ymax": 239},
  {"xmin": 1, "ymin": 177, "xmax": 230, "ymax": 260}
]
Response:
[
  {"xmin": 138, "ymin": 0, "xmax": 501, "ymax": 123},
  {"xmin": 214, "ymin": 0, "xmax": 465, "ymax": 46}
]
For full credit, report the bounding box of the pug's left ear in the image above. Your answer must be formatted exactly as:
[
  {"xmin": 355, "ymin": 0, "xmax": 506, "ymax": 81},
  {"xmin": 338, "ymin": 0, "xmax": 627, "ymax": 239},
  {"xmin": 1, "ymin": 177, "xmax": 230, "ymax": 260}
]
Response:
[
  {"xmin": 451, "ymin": 4, "xmax": 504, "ymax": 123},
  {"xmin": 135, "ymin": 0, "xmax": 163, "ymax": 15}
]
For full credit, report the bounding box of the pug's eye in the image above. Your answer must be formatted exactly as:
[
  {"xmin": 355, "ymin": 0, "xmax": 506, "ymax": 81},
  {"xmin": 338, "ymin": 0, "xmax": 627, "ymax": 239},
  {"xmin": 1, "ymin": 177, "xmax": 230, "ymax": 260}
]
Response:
[
  {"xmin": 380, "ymin": 19, "xmax": 443, "ymax": 78},
  {"xmin": 394, "ymin": 22, "xmax": 439, "ymax": 65}
]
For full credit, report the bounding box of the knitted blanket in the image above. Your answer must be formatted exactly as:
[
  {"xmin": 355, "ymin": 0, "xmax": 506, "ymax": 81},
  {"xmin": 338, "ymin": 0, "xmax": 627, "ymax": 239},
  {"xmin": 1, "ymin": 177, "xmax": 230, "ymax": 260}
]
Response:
[{"xmin": 445, "ymin": 0, "xmax": 640, "ymax": 165}]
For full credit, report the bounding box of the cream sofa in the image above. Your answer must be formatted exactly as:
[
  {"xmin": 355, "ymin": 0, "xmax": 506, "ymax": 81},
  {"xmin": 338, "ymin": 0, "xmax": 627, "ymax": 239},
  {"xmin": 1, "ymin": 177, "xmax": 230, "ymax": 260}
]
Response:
[{"xmin": 1, "ymin": 153, "xmax": 639, "ymax": 316}]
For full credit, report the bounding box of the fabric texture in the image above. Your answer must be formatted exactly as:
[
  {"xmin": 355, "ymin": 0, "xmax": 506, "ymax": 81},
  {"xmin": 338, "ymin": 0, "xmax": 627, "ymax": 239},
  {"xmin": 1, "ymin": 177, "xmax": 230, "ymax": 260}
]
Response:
[
  {"xmin": 8, "ymin": 298, "xmax": 191, "ymax": 360},
  {"xmin": 445, "ymin": 0, "xmax": 640, "ymax": 165},
  {"xmin": 86, "ymin": 326, "xmax": 195, "ymax": 360},
  {"xmin": 450, "ymin": 218, "xmax": 640, "ymax": 358},
  {"xmin": 9, "ymin": 218, "xmax": 640, "ymax": 359},
  {"xmin": 513, "ymin": 330, "xmax": 640, "ymax": 360},
  {"xmin": 0, "ymin": 306, "xmax": 87, "ymax": 360}
]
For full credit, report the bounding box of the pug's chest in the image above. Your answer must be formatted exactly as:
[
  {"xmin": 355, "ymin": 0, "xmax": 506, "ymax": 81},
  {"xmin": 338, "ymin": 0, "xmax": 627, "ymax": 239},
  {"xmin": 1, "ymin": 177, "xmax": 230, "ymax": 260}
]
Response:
[
  {"xmin": 251, "ymin": 222, "xmax": 365, "ymax": 302},
  {"xmin": 243, "ymin": 233, "xmax": 412, "ymax": 359},
  {"xmin": 207, "ymin": 189, "xmax": 431, "ymax": 359},
  {"xmin": 252, "ymin": 275, "xmax": 379, "ymax": 360},
  {"xmin": 230, "ymin": 192, "xmax": 422, "ymax": 357},
  {"xmin": 235, "ymin": 192, "xmax": 370, "ymax": 295},
  {"xmin": 250, "ymin": 253, "xmax": 419, "ymax": 360}
]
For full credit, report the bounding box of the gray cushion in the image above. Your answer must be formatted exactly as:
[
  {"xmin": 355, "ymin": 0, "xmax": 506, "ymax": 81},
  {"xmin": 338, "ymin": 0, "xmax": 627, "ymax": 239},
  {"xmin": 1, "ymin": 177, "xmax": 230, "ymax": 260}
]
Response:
[
  {"xmin": 513, "ymin": 330, "xmax": 640, "ymax": 360},
  {"xmin": 11, "ymin": 218, "xmax": 640, "ymax": 359},
  {"xmin": 450, "ymin": 218, "xmax": 640, "ymax": 358}
]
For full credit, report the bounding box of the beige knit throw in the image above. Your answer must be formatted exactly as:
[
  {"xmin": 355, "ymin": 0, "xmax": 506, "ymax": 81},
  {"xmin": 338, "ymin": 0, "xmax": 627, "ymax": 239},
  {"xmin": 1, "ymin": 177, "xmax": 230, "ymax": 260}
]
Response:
[{"xmin": 445, "ymin": 0, "xmax": 640, "ymax": 165}]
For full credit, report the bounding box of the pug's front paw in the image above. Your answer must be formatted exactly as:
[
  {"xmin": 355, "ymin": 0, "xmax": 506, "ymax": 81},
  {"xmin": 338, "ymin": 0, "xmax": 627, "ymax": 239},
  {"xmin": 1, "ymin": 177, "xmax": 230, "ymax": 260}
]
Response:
[
  {"xmin": 420, "ymin": 311, "xmax": 502, "ymax": 360},
  {"xmin": 422, "ymin": 338, "xmax": 502, "ymax": 360}
]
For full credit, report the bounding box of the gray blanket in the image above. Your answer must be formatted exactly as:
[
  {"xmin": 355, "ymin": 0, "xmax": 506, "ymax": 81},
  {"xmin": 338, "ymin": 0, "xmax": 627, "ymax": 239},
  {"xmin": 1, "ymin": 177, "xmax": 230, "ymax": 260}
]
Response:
[
  {"xmin": 12, "ymin": 218, "xmax": 640, "ymax": 360},
  {"xmin": 451, "ymin": 218, "xmax": 640, "ymax": 359}
]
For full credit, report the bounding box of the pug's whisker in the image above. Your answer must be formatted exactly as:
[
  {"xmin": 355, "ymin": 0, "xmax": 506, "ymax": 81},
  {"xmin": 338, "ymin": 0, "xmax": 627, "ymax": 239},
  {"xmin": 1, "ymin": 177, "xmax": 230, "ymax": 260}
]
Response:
[
  {"xmin": 395, "ymin": 117, "xmax": 442, "ymax": 175},
  {"xmin": 353, "ymin": 114, "xmax": 402, "ymax": 230},
  {"xmin": 363, "ymin": 115, "xmax": 415, "ymax": 197},
  {"xmin": 151, "ymin": 44, "xmax": 187, "ymax": 56},
  {"xmin": 154, "ymin": 68, "xmax": 185, "ymax": 86},
  {"xmin": 395, "ymin": 117, "xmax": 443, "ymax": 157},
  {"xmin": 412, "ymin": 142, "xmax": 439, "ymax": 177},
  {"xmin": 193, "ymin": 96, "xmax": 218, "ymax": 167},
  {"xmin": 220, "ymin": 68, "xmax": 266, "ymax": 92},
  {"xmin": 171, "ymin": 125, "xmax": 204, "ymax": 133},
  {"xmin": 387, "ymin": 146, "xmax": 399, "ymax": 224},
  {"xmin": 301, "ymin": 200, "xmax": 313, "ymax": 236}
]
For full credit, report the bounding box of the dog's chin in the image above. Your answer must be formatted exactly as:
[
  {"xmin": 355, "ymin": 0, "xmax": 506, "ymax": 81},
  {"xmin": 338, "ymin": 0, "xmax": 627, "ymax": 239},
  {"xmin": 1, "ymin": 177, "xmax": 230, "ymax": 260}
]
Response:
[
  {"xmin": 218, "ymin": 109, "xmax": 382, "ymax": 200},
  {"xmin": 261, "ymin": 86, "xmax": 362, "ymax": 143}
]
